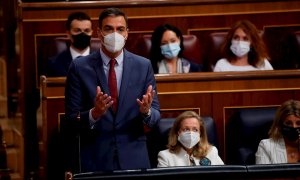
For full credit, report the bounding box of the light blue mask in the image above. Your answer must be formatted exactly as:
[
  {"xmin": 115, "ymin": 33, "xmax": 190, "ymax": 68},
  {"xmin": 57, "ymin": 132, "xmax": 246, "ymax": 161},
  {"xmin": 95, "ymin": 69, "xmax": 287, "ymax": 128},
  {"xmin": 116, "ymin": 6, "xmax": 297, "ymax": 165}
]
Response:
[{"xmin": 160, "ymin": 42, "xmax": 181, "ymax": 59}]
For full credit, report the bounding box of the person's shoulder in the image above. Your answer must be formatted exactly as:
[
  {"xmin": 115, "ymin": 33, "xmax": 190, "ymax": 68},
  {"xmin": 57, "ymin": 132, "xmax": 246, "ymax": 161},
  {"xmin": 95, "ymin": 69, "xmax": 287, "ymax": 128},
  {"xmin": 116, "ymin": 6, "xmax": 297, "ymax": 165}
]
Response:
[
  {"xmin": 124, "ymin": 49, "xmax": 151, "ymax": 65},
  {"xmin": 73, "ymin": 51, "xmax": 99, "ymax": 64},
  {"xmin": 49, "ymin": 49, "xmax": 71, "ymax": 62},
  {"xmin": 213, "ymin": 58, "xmax": 229, "ymax": 72},
  {"xmin": 182, "ymin": 57, "xmax": 196, "ymax": 65},
  {"xmin": 158, "ymin": 149, "xmax": 172, "ymax": 156},
  {"xmin": 125, "ymin": 49, "xmax": 148, "ymax": 59},
  {"xmin": 258, "ymin": 138, "xmax": 273, "ymax": 146},
  {"xmin": 209, "ymin": 145, "xmax": 219, "ymax": 153},
  {"xmin": 215, "ymin": 58, "xmax": 229, "ymax": 65},
  {"xmin": 262, "ymin": 58, "xmax": 274, "ymax": 70},
  {"xmin": 181, "ymin": 58, "xmax": 203, "ymax": 72}
]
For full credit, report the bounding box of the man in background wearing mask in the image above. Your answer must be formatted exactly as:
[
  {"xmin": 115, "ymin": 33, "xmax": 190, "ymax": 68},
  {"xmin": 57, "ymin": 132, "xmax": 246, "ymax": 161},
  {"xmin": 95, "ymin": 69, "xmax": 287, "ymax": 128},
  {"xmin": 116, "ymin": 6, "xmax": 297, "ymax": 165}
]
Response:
[
  {"xmin": 46, "ymin": 11, "xmax": 93, "ymax": 77},
  {"xmin": 64, "ymin": 7, "xmax": 160, "ymax": 178}
]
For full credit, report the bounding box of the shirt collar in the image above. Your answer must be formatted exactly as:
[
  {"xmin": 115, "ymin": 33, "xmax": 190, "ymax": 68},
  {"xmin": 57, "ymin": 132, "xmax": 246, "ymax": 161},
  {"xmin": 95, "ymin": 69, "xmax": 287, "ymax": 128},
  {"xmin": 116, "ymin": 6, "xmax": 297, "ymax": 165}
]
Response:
[
  {"xmin": 100, "ymin": 48, "xmax": 124, "ymax": 66},
  {"xmin": 70, "ymin": 46, "xmax": 90, "ymax": 60}
]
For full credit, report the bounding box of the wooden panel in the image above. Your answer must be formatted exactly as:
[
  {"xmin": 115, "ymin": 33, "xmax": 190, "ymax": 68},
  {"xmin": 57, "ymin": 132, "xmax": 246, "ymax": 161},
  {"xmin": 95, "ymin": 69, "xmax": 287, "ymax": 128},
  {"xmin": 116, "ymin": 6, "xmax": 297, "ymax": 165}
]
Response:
[{"xmin": 39, "ymin": 69, "xmax": 300, "ymax": 178}]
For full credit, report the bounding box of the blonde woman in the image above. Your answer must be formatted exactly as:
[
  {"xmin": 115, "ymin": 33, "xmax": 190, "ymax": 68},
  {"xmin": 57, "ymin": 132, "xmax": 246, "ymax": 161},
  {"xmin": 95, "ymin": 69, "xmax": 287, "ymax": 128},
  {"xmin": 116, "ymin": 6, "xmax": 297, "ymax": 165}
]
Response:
[
  {"xmin": 256, "ymin": 99, "xmax": 300, "ymax": 164},
  {"xmin": 157, "ymin": 111, "xmax": 224, "ymax": 167}
]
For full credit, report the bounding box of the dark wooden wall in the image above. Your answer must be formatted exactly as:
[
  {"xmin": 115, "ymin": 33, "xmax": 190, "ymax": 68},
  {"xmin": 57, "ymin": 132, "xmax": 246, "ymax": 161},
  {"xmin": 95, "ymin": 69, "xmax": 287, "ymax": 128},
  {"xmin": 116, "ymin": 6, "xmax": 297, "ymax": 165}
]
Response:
[{"xmin": 17, "ymin": 0, "xmax": 300, "ymax": 179}]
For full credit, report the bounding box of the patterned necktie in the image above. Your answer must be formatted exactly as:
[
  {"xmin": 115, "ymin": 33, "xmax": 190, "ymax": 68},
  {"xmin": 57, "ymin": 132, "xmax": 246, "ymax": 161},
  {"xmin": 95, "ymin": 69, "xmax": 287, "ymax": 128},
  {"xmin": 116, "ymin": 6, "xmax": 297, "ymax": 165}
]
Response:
[
  {"xmin": 108, "ymin": 59, "xmax": 118, "ymax": 112},
  {"xmin": 189, "ymin": 156, "xmax": 196, "ymax": 166}
]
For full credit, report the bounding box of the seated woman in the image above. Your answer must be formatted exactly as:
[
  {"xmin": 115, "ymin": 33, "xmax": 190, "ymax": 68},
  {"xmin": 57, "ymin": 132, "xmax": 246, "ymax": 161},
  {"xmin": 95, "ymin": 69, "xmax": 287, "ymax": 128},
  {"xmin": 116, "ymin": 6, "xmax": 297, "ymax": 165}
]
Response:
[
  {"xmin": 157, "ymin": 111, "xmax": 224, "ymax": 167},
  {"xmin": 150, "ymin": 24, "xmax": 202, "ymax": 74},
  {"xmin": 213, "ymin": 20, "xmax": 273, "ymax": 72},
  {"xmin": 256, "ymin": 99, "xmax": 300, "ymax": 164}
]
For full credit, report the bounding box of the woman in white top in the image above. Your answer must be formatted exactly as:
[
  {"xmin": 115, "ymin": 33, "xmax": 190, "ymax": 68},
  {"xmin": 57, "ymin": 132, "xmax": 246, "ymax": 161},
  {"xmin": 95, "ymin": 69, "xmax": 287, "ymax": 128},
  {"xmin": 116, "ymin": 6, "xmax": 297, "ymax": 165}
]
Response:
[
  {"xmin": 157, "ymin": 111, "xmax": 224, "ymax": 167},
  {"xmin": 150, "ymin": 24, "xmax": 202, "ymax": 74},
  {"xmin": 256, "ymin": 99, "xmax": 300, "ymax": 164},
  {"xmin": 213, "ymin": 20, "xmax": 273, "ymax": 72}
]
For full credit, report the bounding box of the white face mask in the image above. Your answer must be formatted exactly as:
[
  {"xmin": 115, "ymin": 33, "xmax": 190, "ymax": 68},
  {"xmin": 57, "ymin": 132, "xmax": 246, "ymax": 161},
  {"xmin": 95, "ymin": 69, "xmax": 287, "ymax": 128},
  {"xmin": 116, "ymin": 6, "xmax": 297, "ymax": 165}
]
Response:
[
  {"xmin": 230, "ymin": 40, "xmax": 250, "ymax": 57},
  {"xmin": 178, "ymin": 131, "xmax": 200, "ymax": 149},
  {"xmin": 103, "ymin": 32, "xmax": 126, "ymax": 53}
]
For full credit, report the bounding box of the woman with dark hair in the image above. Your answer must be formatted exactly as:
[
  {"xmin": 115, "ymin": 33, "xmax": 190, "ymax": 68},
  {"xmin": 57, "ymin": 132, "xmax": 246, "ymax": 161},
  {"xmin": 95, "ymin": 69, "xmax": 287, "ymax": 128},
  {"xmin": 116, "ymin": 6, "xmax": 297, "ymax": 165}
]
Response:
[
  {"xmin": 256, "ymin": 99, "xmax": 300, "ymax": 164},
  {"xmin": 150, "ymin": 24, "xmax": 201, "ymax": 74},
  {"xmin": 213, "ymin": 20, "xmax": 273, "ymax": 72}
]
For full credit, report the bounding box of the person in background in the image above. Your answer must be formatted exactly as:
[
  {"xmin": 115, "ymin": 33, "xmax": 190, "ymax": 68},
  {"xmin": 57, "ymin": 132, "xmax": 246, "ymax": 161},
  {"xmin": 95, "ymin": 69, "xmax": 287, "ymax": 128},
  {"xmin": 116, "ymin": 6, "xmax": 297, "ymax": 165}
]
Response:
[
  {"xmin": 149, "ymin": 24, "xmax": 202, "ymax": 74},
  {"xmin": 47, "ymin": 11, "xmax": 93, "ymax": 77},
  {"xmin": 64, "ymin": 7, "xmax": 160, "ymax": 177},
  {"xmin": 256, "ymin": 99, "xmax": 300, "ymax": 164},
  {"xmin": 213, "ymin": 20, "xmax": 273, "ymax": 72},
  {"xmin": 157, "ymin": 111, "xmax": 224, "ymax": 167}
]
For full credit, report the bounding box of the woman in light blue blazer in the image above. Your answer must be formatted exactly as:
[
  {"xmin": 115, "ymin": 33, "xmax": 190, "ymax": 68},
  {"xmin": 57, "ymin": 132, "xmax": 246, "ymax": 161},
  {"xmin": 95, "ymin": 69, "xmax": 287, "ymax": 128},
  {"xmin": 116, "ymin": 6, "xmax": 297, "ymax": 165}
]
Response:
[
  {"xmin": 256, "ymin": 99, "xmax": 300, "ymax": 164},
  {"xmin": 157, "ymin": 111, "xmax": 224, "ymax": 167}
]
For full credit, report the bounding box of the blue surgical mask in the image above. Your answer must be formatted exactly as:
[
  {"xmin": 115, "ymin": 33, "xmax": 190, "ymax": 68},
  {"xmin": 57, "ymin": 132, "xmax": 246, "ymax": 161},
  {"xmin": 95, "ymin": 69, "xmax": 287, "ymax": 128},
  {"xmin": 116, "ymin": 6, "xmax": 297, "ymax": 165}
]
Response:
[{"xmin": 160, "ymin": 42, "xmax": 181, "ymax": 59}]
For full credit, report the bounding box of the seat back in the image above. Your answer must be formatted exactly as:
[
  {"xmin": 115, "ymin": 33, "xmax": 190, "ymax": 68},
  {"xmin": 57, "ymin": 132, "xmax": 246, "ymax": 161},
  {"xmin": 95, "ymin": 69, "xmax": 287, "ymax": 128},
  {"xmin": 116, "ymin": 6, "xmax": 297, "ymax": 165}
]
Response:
[
  {"xmin": 147, "ymin": 116, "xmax": 218, "ymax": 168},
  {"xmin": 207, "ymin": 32, "xmax": 228, "ymax": 71},
  {"xmin": 278, "ymin": 30, "xmax": 300, "ymax": 69},
  {"xmin": 136, "ymin": 34, "xmax": 203, "ymax": 65},
  {"xmin": 226, "ymin": 107, "xmax": 277, "ymax": 165}
]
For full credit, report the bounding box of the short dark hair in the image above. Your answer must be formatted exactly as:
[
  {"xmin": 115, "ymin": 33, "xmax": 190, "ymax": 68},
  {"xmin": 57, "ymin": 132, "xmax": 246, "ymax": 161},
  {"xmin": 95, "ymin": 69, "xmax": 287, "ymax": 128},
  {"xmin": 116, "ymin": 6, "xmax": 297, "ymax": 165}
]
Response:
[
  {"xmin": 66, "ymin": 12, "xmax": 91, "ymax": 30},
  {"xmin": 98, "ymin": 7, "xmax": 128, "ymax": 28}
]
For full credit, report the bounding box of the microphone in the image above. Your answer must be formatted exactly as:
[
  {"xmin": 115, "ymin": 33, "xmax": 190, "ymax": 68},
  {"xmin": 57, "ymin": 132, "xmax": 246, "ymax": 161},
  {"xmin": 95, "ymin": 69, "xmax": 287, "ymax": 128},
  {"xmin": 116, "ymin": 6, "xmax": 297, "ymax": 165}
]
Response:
[{"xmin": 76, "ymin": 112, "xmax": 82, "ymax": 173}]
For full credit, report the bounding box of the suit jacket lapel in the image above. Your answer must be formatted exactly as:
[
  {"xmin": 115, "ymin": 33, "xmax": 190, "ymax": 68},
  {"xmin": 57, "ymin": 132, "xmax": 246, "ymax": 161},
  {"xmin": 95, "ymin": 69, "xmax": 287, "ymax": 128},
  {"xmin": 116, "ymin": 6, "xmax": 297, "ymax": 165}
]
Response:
[
  {"xmin": 117, "ymin": 50, "xmax": 132, "ymax": 117},
  {"xmin": 63, "ymin": 50, "xmax": 73, "ymax": 71},
  {"xmin": 92, "ymin": 51, "xmax": 110, "ymax": 95}
]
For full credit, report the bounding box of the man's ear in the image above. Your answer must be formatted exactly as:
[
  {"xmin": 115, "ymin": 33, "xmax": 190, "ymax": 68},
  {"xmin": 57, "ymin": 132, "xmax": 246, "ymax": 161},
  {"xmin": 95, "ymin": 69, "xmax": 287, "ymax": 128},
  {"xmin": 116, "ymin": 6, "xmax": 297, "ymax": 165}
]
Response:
[
  {"xmin": 66, "ymin": 30, "xmax": 72, "ymax": 39},
  {"xmin": 97, "ymin": 27, "xmax": 102, "ymax": 37},
  {"xmin": 125, "ymin": 28, "xmax": 129, "ymax": 40}
]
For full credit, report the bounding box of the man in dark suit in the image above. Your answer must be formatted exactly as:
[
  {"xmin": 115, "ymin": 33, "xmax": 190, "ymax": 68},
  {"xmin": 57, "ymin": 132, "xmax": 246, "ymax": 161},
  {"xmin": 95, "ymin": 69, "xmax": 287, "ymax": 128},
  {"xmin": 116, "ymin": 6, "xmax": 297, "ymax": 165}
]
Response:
[
  {"xmin": 64, "ymin": 7, "xmax": 160, "ymax": 177},
  {"xmin": 46, "ymin": 11, "xmax": 93, "ymax": 77}
]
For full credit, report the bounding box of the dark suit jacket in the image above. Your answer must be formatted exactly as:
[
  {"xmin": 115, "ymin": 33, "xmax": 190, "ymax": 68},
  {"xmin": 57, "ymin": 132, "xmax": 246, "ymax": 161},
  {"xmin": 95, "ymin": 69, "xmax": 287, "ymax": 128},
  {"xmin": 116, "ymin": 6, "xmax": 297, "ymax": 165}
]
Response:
[
  {"xmin": 47, "ymin": 49, "xmax": 73, "ymax": 77},
  {"xmin": 46, "ymin": 48, "xmax": 96, "ymax": 77},
  {"xmin": 189, "ymin": 60, "xmax": 203, "ymax": 72},
  {"xmin": 64, "ymin": 49, "xmax": 161, "ymax": 173}
]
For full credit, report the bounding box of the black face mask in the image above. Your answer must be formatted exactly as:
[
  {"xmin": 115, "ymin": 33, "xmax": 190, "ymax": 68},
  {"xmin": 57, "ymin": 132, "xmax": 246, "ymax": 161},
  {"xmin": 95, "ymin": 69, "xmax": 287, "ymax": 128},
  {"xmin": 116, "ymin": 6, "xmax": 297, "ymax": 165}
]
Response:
[
  {"xmin": 281, "ymin": 124, "xmax": 300, "ymax": 141},
  {"xmin": 72, "ymin": 33, "xmax": 91, "ymax": 50}
]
